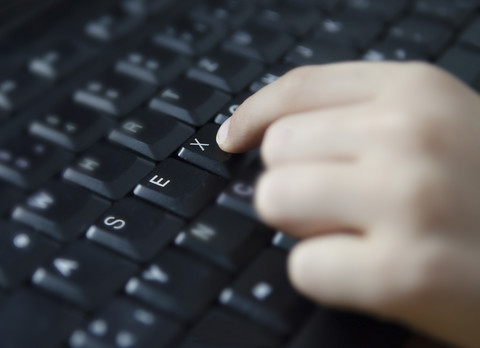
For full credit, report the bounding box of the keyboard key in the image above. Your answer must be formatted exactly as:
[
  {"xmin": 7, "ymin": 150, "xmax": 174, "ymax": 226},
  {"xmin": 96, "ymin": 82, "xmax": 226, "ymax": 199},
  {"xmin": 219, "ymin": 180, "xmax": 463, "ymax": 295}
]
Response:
[
  {"xmin": 153, "ymin": 15, "xmax": 225, "ymax": 55},
  {"xmin": 149, "ymin": 77, "xmax": 230, "ymax": 126},
  {"xmin": 272, "ymin": 231, "xmax": 298, "ymax": 251},
  {"xmin": 108, "ymin": 108, "xmax": 195, "ymax": 161},
  {"xmin": 313, "ymin": 12, "xmax": 383, "ymax": 49},
  {"xmin": 70, "ymin": 298, "xmax": 181, "ymax": 348},
  {"xmin": 134, "ymin": 158, "xmax": 225, "ymax": 218},
  {"xmin": 74, "ymin": 70, "xmax": 155, "ymax": 117},
  {"xmin": 0, "ymin": 69, "xmax": 51, "ymax": 114},
  {"xmin": 217, "ymin": 165, "xmax": 259, "ymax": 219},
  {"xmin": 287, "ymin": 308, "xmax": 408, "ymax": 348},
  {"xmin": 115, "ymin": 41, "xmax": 191, "ymax": 85},
  {"xmin": 344, "ymin": 0, "xmax": 410, "ymax": 22},
  {"xmin": 0, "ymin": 182, "xmax": 24, "ymax": 217},
  {"xmin": 190, "ymin": 0, "xmax": 255, "ymax": 28},
  {"xmin": 388, "ymin": 16, "xmax": 453, "ymax": 57},
  {"xmin": 223, "ymin": 23, "xmax": 294, "ymax": 63},
  {"xmin": 285, "ymin": 38, "xmax": 357, "ymax": 66},
  {"xmin": 249, "ymin": 64, "xmax": 293, "ymax": 93},
  {"xmin": 0, "ymin": 136, "xmax": 73, "ymax": 189},
  {"xmin": 12, "ymin": 181, "xmax": 110, "ymax": 241},
  {"xmin": 32, "ymin": 241, "xmax": 137, "ymax": 309},
  {"xmin": 219, "ymin": 248, "xmax": 311, "ymax": 335},
  {"xmin": 86, "ymin": 197, "xmax": 184, "ymax": 261},
  {"xmin": 29, "ymin": 100, "xmax": 114, "ymax": 152},
  {"xmin": 122, "ymin": 0, "xmax": 172, "ymax": 16},
  {"xmin": 214, "ymin": 92, "xmax": 250, "ymax": 124},
  {"xmin": 29, "ymin": 40, "xmax": 94, "ymax": 80},
  {"xmin": 179, "ymin": 308, "xmax": 282, "ymax": 348},
  {"xmin": 0, "ymin": 289, "xmax": 83, "ymax": 348},
  {"xmin": 363, "ymin": 38, "xmax": 428, "ymax": 61},
  {"xmin": 175, "ymin": 206, "xmax": 271, "ymax": 271},
  {"xmin": 178, "ymin": 123, "xmax": 243, "ymax": 178},
  {"xmin": 460, "ymin": 15, "xmax": 480, "ymax": 50},
  {"xmin": 85, "ymin": 8, "xmax": 141, "ymax": 42},
  {"xmin": 187, "ymin": 50, "xmax": 264, "ymax": 93},
  {"xmin": 413, "ymin": 0, "xmax": 473, "ymax": 27},
  {"xmin": 0, "ymin": 221, "xmax": 60, "ymax": 288},
  {"xmin": 63, "ymin": 143, "xmax": 154, "ymax": 200},
  {"xmin": 437, "ymin": 45, "xmax": 480, "ymax": 86},
  {"xmin": 255, "ymin": 3, "xmax": 319, "ymax": 36},
  {"xmin": 125, "ymin": 249, "xmax": 229, "ymax": 321}
]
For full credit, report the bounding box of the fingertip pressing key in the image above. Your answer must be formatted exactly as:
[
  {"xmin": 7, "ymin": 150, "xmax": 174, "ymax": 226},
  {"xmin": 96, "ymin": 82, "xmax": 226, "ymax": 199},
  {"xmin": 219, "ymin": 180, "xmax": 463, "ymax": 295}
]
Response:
[{"xmin": 216, "ymin": 117, "xmax": 231, "ymax": 150}]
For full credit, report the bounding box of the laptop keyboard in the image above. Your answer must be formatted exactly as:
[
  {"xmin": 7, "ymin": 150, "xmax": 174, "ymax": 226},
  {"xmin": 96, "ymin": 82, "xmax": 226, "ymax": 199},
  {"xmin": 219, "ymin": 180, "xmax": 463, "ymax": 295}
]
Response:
[{"xmin": 0, "ymin": 0, "xmax": 479, "ymax": 347}]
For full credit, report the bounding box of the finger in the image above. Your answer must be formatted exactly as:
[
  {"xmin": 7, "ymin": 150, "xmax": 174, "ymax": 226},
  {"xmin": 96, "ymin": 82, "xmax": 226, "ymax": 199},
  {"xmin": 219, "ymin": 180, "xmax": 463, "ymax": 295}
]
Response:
[
  {"xmin": 217, "ymin": 62, "xmax": 405, "ymax": 153},
  {"xmin": 288, "ymin": 234, "xmax": 384, "ymax": 311},
  {"xmin": 260, "ymin": 104, "xmax": 379, "ymax": 167},
  {"xmin": 254, "ymin": 162, "xmax": 386, "ymax": 237}
]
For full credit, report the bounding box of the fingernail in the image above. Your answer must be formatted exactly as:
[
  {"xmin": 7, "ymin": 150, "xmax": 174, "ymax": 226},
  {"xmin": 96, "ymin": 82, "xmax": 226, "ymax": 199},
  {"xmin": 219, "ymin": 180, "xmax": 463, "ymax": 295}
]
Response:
[{"xmin": 217, "ymin": 117, "xmax": 231, "ymax": 146}]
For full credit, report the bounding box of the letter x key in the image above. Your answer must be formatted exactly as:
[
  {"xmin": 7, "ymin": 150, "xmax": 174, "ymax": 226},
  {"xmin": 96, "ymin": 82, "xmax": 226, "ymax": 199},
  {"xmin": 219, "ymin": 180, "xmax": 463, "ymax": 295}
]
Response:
[
  {"xmin": 189, "ymin": 138, "xmax": 209, "ymax": 151},
  {"xmin": 178, "ymin": 123, "xmax": 243, "ymax": 178}
]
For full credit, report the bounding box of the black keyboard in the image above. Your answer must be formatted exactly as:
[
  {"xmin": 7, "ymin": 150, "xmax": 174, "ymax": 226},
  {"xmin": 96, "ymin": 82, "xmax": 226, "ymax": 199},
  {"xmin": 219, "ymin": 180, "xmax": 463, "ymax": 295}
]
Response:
[{"xmin": 0, "ymin": 0, "xmax": 478, "ymax": 347}]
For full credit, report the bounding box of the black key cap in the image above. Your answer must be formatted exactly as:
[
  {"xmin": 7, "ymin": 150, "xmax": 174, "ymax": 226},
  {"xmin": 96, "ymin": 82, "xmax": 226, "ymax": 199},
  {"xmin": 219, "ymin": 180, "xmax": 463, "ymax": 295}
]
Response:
[
  {"xmin": 149, "ymin": 77, "xmax": 230, "ymax": 126},
  {"xmin": 313, "ymin": 12, "xmax": 383, "ymax": 49},
  {"xmin": 437, "ymin": 45, "xmax": 480, "ymax": 86},
  {"xmin": 249, "ymin": 64, "xmax": 293, "ymax": 93},
  {"xmin": 0, "ymin": 69, "xmax": 51, "ymax": 114},
  {"xmin": 108, "ymin": 108, "xmax": 194, "ymax": 161},
  {"xmin": 178, "ymin": 123, "xmax": 243, "ymax": 178},
  {"xmin": 175, "ymin": 206, "xmax": 271, "ymax": 271},
  {"xmin": 0, "ymin": 136, "xmax": 73, "ymax": 189},
  {"xmin": 219, "ymin": 248, "xmax": 311, "ymax": 335},
  {"xmin": 223, "ymin": 23, "xmax": 294, "ymax": 63},
  {"xmin": 63, "ymin": 143, "xmax": 154, "ymax": 200},
  {"xmin": 0, "ymin": 221, "xmax": 60, "ymax": 288},
  {"xmin": 214, "ymin": 92, "xmax": 250, "ymax": 124},
  {"xmin": 153, "ymin": 15, "xmax": 225, "ymax": 55},
  {"xmin": 388, "ymin": 16, "xmax": 453, "ymax": 57},
  {"xmin": 272, "ymin": 231, "xmax": 298, "ymax": 251},
  {"xmin": 344, "ymin": 0, "xmax": 410, "ymax": 22},
  {"xmin": 191, "ymin": 0, "xmax": 255, "ymax": 28},
  {"xmin": 123, "ymin": 0, "xmax": 172, "ymax": 16},
  {"xmin": 187, "ymin": 50, "xmax": 263, "ymax": 93},
  {"xmin": 217, "ymin": 165, "xmax": 258, "ymax": 219},
  {"xmin": 287, "ymin": 308, "xmax": 408, "ymax": 348},
  {"xmin": 125, "ymin": 249, "xmax": 229, "ymax": 321},
  {"xmin": 134, "ymin": 158, "xmax": 225, "ymax": 218},
  {"xmin": 70, "ymin": 298, "xmax": 181, "ymax": 348},
  {"xmin": 285, "ymin": 38, "xmax": 357, "ymax": 66},
  {"xmin": 461, "ymin": 15, "xmax": 480, "ymax": 50},
  {"xmin": 74, "ymin": 70, "xmax": 155, "ymax": 117},
  {"xmin": 86, "ymin": 197, "xmax": 184, "ymax": 261},
  {"xmin": 255, "ymin": 3, "xmax": 319, "ymax": 36},
  {"xmin": 32, "ymin": 241, "xmax": 137, "ymax": 309},
  {"xmin": 85, "ymin": 8, "xmax": 141, "ymax": 42},
  {"xmin": 29, "ymin": 40, "xmax": 94, "ymax": 80},
  {"xmin": 179, "ymin": 308, "xmax": 282, "ymax": 348},
  {"xmin": 30, "ymin": 100, "xmax": 114, "ymax": 152},
  {"xmin": 116, "ymin": 41, "xmax": 191, "ymax": 85},
  {"xmin": 413, "ymin": 0, "xmax": 473, "ymax": 27},
  {"xmin": 0, "ymin": 182, "xmax": 24, "ymax": 217},
  {"xmin": 363, "ymin": 38, "xmax": 428, "ymax": 61},
  {"xmin": 0, "ymin": 289, "xmax": 83, "ymax": 348},
  {"xmin": 12, "ymin": 181, "xmax": 110, "ymax": 241}
]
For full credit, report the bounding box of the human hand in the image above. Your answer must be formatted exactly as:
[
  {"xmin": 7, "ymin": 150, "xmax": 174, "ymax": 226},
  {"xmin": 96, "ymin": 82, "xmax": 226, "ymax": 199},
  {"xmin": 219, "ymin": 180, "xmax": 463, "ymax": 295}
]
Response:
[{"xmin": 217, "ymin": 62, "xmax": 480, "ymax": 348}]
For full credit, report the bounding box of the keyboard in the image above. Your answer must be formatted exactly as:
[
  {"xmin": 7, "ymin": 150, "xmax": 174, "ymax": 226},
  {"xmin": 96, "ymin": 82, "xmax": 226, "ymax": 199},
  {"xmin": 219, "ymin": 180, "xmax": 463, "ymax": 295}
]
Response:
[{"xmin": 0, "ymin": 0, "xmax": 478, "ymax": 347}]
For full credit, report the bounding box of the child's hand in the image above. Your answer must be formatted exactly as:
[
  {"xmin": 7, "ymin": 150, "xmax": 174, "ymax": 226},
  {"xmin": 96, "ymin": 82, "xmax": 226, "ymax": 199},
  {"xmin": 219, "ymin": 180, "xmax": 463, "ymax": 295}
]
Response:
[{"xmin": 217, "ymin": 62, "xmax": 480, "ymax": 348}]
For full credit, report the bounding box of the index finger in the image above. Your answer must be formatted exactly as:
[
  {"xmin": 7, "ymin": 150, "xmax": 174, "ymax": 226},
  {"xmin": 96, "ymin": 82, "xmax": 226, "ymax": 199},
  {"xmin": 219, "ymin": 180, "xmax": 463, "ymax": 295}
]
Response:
[{"xmin": 216, "ymin": 62, "xmax": 405, "ymax": 153}]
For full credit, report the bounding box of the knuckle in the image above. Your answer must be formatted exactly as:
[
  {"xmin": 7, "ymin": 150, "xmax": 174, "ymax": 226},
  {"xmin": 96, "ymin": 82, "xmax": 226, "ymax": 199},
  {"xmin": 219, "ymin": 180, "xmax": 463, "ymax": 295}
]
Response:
[
  {"xmin": 253, "ymin": 170, "xmax": 282, "ymax": 222},
  {"xmin": 261, "ymin": 119, "xmax": 292, "ymax": 166}
]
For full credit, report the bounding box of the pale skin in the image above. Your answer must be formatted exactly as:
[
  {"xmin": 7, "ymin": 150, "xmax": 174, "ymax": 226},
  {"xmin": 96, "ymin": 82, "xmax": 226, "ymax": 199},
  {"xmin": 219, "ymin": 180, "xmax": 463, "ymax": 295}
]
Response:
[{"xmin": 216, "ymin": 62, "xmax": 480, "ymax": 348}]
